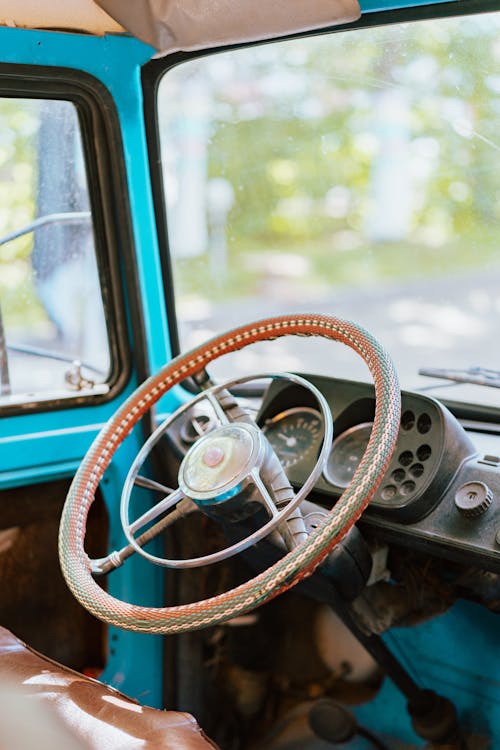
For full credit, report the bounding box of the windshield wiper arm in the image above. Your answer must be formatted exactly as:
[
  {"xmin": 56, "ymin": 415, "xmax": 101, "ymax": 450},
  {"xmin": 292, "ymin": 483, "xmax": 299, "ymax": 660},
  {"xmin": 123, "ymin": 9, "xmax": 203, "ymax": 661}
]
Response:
[
  {"xmin": 3, "ymin": 344, "xmax": 107, "ymax": 393},
  {"xmin": 7, "ymin": 343, "xmax": 105, "ymax": 377},
  {"xmin": 418, "ymin": 366, "xmax": 500, "ymax": 389}
]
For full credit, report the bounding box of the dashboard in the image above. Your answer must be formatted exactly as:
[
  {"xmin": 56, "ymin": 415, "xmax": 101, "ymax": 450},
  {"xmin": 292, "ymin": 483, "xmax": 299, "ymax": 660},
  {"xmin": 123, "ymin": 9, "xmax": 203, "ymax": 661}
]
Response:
[{"xmin": 169, "ymin": 375, "xmax": 500, "ymax": 573}]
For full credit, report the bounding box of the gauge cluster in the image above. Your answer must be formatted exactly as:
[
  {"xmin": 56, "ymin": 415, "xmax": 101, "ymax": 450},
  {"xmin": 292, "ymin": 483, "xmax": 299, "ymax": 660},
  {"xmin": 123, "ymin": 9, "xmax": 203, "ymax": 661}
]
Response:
[
  {"xmin": 170, "ymin": 374, "xmax": 500, "ymax": 572},
  {"xmin": 259, "ymin": 375, "xmax": 476, "ymax": 523}
]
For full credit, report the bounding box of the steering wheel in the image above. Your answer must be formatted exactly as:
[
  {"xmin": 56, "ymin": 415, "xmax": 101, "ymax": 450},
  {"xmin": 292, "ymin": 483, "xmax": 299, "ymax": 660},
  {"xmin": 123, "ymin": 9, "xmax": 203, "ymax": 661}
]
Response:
[{"xmin": 59, "ymin": 314, "xmax": 400, "ymax": 634}]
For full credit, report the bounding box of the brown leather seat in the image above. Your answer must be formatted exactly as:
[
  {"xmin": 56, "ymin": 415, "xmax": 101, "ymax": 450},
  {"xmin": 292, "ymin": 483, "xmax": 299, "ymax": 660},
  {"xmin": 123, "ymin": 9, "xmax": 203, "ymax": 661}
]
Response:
[{"xmin": 0, "ymin": 627, "xmax": 218, "ymax": 749}]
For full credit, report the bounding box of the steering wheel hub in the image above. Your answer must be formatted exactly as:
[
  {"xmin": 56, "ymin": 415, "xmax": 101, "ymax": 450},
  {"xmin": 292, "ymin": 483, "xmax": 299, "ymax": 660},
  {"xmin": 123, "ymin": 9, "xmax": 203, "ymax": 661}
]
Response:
[
  {"xmin": 202, "ymin": 446, "xmax": 225, "ymax": 467},
  {"xmin": 178, "ymin": 422, "xmax": 266, "ymax": 504}
]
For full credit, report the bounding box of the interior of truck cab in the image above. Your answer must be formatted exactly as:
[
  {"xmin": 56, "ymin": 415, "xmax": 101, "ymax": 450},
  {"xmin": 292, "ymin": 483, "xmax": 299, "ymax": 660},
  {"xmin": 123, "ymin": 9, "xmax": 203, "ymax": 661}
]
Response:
[{"xmin": 1, "ymin": 1, "xmax": 500, "ymax": 748}]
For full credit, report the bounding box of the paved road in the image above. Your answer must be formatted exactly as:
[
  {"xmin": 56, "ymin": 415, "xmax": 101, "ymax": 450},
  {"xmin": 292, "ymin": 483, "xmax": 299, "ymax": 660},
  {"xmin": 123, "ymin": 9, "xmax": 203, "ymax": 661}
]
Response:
[{"xmin": 179, "ymin": 267, "xmax": 500, "ymax": 409}]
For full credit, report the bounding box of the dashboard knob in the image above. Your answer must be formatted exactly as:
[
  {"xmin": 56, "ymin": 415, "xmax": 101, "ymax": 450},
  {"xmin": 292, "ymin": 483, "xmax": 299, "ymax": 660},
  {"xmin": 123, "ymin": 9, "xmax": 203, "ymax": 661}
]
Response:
[{"xmin": 454, "ymin": 481, "xmax": 492, "ymax": 518}]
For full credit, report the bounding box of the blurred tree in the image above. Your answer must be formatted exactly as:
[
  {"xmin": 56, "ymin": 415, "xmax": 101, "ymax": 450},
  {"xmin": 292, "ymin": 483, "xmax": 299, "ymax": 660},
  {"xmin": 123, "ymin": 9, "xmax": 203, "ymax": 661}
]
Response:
[{"xmin": 161, "ymin": 16, "xmax": 500, "ymax": 255}]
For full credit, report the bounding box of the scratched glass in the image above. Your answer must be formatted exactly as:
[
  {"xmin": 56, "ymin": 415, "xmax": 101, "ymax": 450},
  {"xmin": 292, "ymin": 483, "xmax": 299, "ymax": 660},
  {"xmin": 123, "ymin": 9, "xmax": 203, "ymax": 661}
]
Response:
[
  {"xmin": 160, "ymin": 12, "xmax": 500, "ymax": 410},
  {"xmin": 0, "ymin": 99, "xmax": 110, "ymax": 405}
]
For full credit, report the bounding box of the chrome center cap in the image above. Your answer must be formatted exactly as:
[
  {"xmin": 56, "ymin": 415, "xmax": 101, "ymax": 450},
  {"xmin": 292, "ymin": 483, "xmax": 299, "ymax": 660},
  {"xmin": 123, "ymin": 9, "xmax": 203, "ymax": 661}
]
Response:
[
  {"xmin": 203, "ymin": 446, "xmax": 225, "ymax": 467},
  {"xmin": 178, "ymin": 422, "xmax": 266, "ymax": 505}
]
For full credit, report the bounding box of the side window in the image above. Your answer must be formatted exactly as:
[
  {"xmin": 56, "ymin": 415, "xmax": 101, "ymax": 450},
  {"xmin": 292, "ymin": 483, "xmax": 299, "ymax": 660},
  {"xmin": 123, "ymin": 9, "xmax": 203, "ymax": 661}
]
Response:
[{"xmin": 0, "ymin": 98, "xmax": 110, "ymax": 406}]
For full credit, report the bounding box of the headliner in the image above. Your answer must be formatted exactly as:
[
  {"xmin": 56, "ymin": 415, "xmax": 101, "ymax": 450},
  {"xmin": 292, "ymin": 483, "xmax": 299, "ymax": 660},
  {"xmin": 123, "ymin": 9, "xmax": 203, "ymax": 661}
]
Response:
[{"xmin": 0, "ymin": 0, "xmax": 361, "ymax": 55}]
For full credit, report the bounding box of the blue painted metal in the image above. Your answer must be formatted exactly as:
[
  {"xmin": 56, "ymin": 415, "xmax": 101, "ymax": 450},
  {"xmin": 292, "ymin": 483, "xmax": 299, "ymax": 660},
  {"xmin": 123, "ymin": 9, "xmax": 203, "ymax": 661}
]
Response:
[
  {"xmin": 0, "ymin": 27, "xmax": 171, "ymax": 707},
  {"xmin": 0, "ymin": 27, "xmax": 177, "ymax": 484},
  {"xmin": 360, "ymin": 0, "xmax": 455, "ymax": 13},
  {"xmin": 354, "ymin": 599, "xmax": 500, "ymax": 744},
  {"xmin": 98, "ymin": 451, "xmax": 166, "ymax": 704}
]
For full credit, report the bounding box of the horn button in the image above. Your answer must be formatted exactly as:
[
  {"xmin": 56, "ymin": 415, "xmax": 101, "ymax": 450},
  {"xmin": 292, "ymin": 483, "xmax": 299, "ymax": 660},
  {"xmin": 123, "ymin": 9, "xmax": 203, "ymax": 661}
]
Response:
[{"xmin": 178, "ymin": 422, "xmax": 266, "ymax": 506}]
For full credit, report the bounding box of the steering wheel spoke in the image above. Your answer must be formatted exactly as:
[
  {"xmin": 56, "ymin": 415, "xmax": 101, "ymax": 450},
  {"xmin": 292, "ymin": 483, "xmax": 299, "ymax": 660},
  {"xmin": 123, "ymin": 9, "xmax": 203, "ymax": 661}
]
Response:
[
  {"xmin": 127, "ymin": 487, "xmax": 185, "ymax": 535},
  {"xmin": 204, "ymin": 390, "xmax": 230, "ymax": 425},
  {"xmin": 251, "ymin": 466, "xmax": 310, "ymax": 551},
  {"xmin": 133, "ymin": 474, "xmax": 175, "ymax": 495},
  {"xmin": 250, "ymin": 468, "xmax": 280, "ymax": 518},
  {"xmin": 250, "ymin": 467, "xmax": 298, "ymax": 550},
  {"xmin": 92, "ymin": 496, "xmax": 197, "ymax": 576}
]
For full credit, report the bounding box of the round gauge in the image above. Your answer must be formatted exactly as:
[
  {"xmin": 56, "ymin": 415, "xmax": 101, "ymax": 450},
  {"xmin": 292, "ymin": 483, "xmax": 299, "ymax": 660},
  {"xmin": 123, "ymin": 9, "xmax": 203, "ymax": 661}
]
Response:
[
  {"xmin": 324, "ymin": 422, "xmax": 373, "ymax": 488},
  {"xmin": 262, "ymin": 407, "xmax": 323, "ymax": 469}
]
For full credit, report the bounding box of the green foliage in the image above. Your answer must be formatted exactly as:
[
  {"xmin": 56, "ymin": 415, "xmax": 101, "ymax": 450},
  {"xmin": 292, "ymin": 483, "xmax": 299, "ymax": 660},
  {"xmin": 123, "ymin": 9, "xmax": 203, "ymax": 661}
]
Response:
[
  {"xmin": 0, "ymin": 99, "xmax": 40, "ymax": 329},
  {"xmin": 166, "ymin": 13, "xmax": 500, "ymax": 304}
]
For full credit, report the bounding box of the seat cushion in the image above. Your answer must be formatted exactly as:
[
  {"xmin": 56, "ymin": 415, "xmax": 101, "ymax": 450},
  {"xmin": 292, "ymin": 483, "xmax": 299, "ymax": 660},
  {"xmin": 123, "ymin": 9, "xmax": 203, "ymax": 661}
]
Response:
[{"xmin": 0, "ymin": 627, "xmax": 218, "ymax": 749}]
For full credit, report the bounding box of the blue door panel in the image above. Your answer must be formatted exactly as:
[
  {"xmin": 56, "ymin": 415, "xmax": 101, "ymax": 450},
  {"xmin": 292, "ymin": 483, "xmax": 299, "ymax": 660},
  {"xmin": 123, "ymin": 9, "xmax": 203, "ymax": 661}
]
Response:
[{"xmin": 0, "ymin": 27, "xmax": 168, "ymax": 706}]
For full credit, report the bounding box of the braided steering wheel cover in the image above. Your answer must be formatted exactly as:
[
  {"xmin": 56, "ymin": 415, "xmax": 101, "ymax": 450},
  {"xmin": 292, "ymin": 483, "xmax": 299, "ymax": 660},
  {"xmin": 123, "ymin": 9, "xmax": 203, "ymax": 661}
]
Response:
[{"xmin": 59, "ymin": 314, "xmax": 400, "ymax": 634}]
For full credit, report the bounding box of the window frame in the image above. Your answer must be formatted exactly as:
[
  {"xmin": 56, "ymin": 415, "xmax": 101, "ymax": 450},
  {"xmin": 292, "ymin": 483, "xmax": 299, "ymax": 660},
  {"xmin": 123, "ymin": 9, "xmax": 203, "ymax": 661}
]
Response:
[{"xmin": 0, "ymin": 64, "xmax": 134, "ymax": 416}]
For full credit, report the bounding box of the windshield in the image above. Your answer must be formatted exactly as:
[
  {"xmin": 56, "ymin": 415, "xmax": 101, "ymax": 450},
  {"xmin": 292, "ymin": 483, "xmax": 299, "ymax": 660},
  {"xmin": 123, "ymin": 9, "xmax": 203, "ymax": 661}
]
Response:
[{"xmin": 158, "ymin": 11, "xmax": 500, "ymax": 411}]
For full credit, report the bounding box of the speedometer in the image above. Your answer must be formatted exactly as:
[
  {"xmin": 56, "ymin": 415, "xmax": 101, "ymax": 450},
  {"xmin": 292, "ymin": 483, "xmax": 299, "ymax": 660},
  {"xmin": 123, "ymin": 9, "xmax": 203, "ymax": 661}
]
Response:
[
  {"xmin": 324, "ymin": 422, "xmax": 373, "ymax": 488},
  {"xmin": 262, "ymin": 407, "xmax": 323, "ymax": 469}
]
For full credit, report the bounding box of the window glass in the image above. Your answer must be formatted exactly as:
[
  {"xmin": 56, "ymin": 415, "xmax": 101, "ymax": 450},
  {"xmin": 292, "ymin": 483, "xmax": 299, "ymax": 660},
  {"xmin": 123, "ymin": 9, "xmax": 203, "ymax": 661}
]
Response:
[
  {"xmin": 159, "ymin": 13, "xmax": 500, "ymax": 408},
  {"xmin": 0, "ymin": 98, "xmax": 110, "ymax": 405}
]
